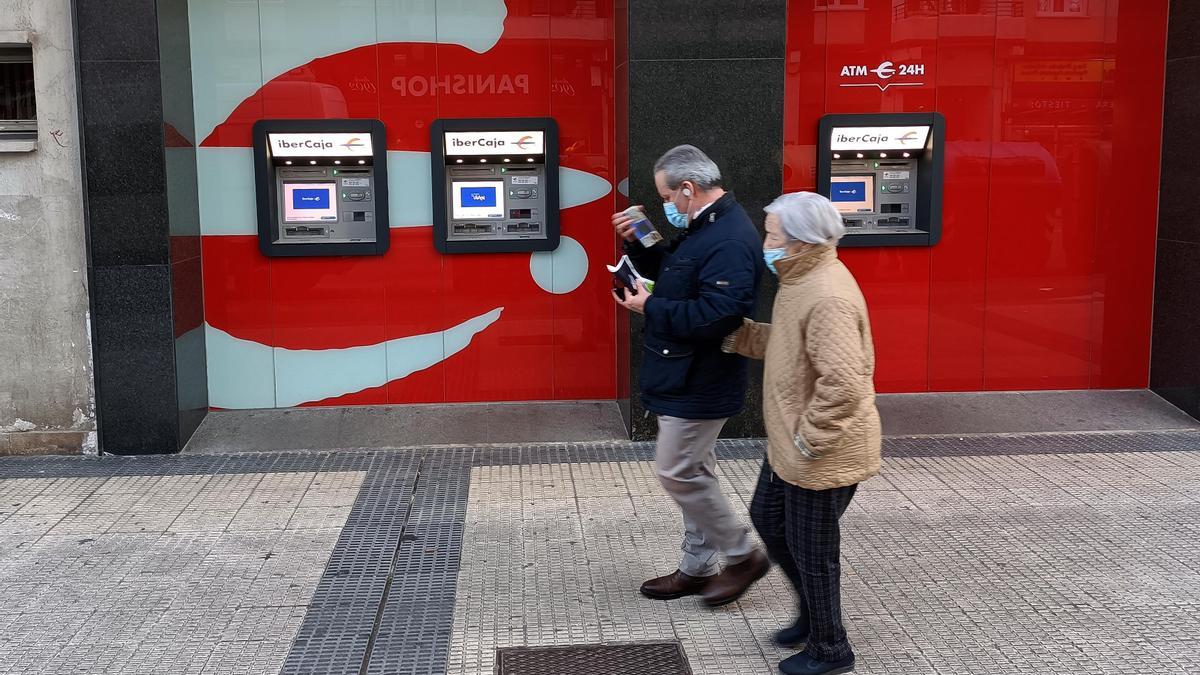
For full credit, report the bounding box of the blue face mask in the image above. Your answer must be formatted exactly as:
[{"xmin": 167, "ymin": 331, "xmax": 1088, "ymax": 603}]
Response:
[
  {"xmin": 763, "ymin": 247, "xmax": 788, "ymax": 276},
  {"xmin": 663, "ymin": 201, "xmax": 689, "ymax": 229}
]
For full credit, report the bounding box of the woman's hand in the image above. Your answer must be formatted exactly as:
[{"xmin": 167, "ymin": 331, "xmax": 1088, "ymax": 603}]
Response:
[{"xmin": 793, "ymin": 431, "xmax": 818, "ymax": 459}]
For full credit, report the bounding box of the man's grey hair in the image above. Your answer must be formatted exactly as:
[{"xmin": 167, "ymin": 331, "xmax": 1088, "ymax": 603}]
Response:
[
  {"xmin": 653, "ymin": 144, "xmax": 722, "ymax": 190},
  {"xmin": 764, "ymin": 191, "xmax": 846, "ymax": 245}
]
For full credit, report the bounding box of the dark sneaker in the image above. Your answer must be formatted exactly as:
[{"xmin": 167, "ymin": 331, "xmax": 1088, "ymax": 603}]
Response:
[
  {"xmin": 779, "ymin": 652, "xmax": 855, "ymax": 675},
  {"xmin": 773, "ymin": 619, "xmax": 809, "ymax": 648},
  {"xmin": 701, "ymin": 549, "xmax": 770, "ymax": 607},
  {"xmin": 639, "ymin": 570, "xmax": 710, "ymax": 600}
]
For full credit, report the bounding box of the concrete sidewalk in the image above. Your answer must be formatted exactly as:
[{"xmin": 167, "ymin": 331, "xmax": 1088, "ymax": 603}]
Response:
[{"xmin": 2, "ymin": 432, "xmax": 1199, "ymax": 674}]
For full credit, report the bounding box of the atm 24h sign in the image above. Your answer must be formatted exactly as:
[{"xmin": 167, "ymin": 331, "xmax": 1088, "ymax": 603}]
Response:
[{"xmin": 839, "ymin": 60, "xmax": 928, "ymax": 91}]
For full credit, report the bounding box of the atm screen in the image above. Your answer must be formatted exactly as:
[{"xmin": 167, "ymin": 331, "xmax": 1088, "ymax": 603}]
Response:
[
  {"xmin": 452, "ymin": 180, "xmax": 505, "ymax": 219},
  {"xmin": 830, "ymin": 175, "xmax": 875, "ymax": 213},
  {"xmin": 283, "ymin": 182, "xmax": 338, "ymax": 222}
]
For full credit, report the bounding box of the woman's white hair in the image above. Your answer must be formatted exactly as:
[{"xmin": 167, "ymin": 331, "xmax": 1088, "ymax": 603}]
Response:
[{"xmin": 763, "ymin": 191, "xmax": 845, "ymax": 245}]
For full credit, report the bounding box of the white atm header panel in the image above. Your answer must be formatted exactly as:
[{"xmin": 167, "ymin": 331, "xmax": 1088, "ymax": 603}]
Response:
[
  {"xmin": 829, "ymin": 126, "xmax": 930, "ymax": 151},
  {"xmin": 444, "ymin": 130, "xmax": 545, "ymax": 156},
  {"xmin": 268, "ymin": 132, "xmax": 375, "ymax": 157}
]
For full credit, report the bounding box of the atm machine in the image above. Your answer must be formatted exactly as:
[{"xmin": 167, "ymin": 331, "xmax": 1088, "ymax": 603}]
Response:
[
  {"xmin": 817, "ymin": 112, "xmax": 945, "ymax": 247},
  {"xmin": 430, "ymin": 117, "xmax": 560, "ymax": 254},
  {"xmin": 252, "ymin": 119, "xmax": 390, "ymax": 257}
]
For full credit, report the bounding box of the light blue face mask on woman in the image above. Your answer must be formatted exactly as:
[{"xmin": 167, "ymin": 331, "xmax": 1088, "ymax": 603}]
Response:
[{"xmin": 763, "ymin": 247, "xmax": 788, "ymax": 276}]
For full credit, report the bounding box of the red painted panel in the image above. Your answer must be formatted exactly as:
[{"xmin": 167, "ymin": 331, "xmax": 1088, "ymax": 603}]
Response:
[
  {"xmin": 1090, "ymin": 0, "xmax": 1166, "ymax": 388},
  {"xmin": 983, "ymin": 11, "xmax": 1109, "ymax": 390},
  {"xmin": 202, "ymin": 235, "xmax": 273, "ymax": 346},
  {"xmin": 550, "ymin": 0, "xmax": 617, "ymax": 400},
  {"xmin": 824, "ymin": 4, "xmax": 937, "ymax": 114},
  {"xmin": 927, "ymin": 9, "xmax": 998, "ymax": 392},
  {"xmin": 438, "ymin": 1, "xmax": 556, "ymax": 403},
  {"xmin": 435, "ymin": 2, "xmax": 552, "ymax": 120},
  {"xmin": 839, "ymin": 247, "xmax": 931, "ymax": 393},
  {"xmin": 553, "ymin": 202, "xmax": 618, "ymax": 400},
  {"xmin": 269, "ymin": 255, "xmax": 389, "ymax": 404},
  {"xmin": 441, "ymin": 250, "xmax": 556, "ymax": 402},
  {"xmin": 783, "ymin": 2, "xmax": 1165, "ymax": 393},
  {"xmin": 379, "ymin": 43, "xmax": 440, "ymax": 151},
  {"xmin": 383, "ymin": 228, "xmax": 446, "ymax": 404},
  {"xmin": 781, "ymin": 3, "xmax": 826, "ymax": 192},
  {"xmin": 199, "ymin": 3, "xmax": 622, "ymax": 408},
  {"xmin": 823, "ymin": 3, "xmax": 938, "ymax": 392}
]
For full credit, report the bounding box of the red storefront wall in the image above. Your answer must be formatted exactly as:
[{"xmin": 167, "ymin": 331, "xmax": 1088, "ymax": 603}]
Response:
[
  {"xmin": 197, "ymin": 1, "xmax": 623, "ymax": 408},
  {"xmin": 783, "ymin": 1, "xmax": 1168, "ymax": 393}
]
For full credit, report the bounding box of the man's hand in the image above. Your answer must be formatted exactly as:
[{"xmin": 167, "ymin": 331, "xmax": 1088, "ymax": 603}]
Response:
[
  {"xmin": 612, "ymin": 208, "xmax": 641, "ymax": 242},
  {"xmin": 612, "ymin": 279, "xmax": 652, "ymax": 314}
]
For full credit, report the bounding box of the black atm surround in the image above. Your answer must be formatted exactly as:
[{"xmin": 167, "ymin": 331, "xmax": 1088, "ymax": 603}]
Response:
[
  {"xmin": 252, "ymin": 118, "xmax": 390, "ymax": 257},
  {"xmin": 431, "ymin": 117, "xmax": 560, "ymax": 254},
  {"xmin": 817, "ymin": 112, "xmax": 946, "ymax": 248}
]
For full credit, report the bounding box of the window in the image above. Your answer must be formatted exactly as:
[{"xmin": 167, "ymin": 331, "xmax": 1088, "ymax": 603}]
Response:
[
  {"xmin": 1037, "ymin": 0, "xmax": 1087, "ymax": 16},
  {"xmin": 0, "ymin": 43, "xmax": 36, "ymax": 148}
]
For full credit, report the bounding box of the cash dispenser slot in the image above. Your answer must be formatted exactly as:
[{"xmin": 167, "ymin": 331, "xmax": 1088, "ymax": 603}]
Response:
[
  {"xmin": 284, "ymin": 225, "xmax": 327, "ymax": 237},
  {"xmin": 452, "ymin": 223, "xmax": 495, "ymax": 236}
]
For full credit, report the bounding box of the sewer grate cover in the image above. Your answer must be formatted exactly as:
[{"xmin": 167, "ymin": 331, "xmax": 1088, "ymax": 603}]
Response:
[{"xmin": 497, "ymin": 642, "xmax": 693, "ymax": 675}]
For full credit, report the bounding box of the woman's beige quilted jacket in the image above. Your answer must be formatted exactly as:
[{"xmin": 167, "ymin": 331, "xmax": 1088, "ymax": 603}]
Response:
[{"xmin": 730, "ymin": 244, "xmax": 881, "ymax": 490}]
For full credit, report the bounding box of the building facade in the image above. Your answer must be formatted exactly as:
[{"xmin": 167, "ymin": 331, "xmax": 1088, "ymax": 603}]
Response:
[{"xmin": 1, "ymin": 0, "xmax": 1196, "ymax": 454}]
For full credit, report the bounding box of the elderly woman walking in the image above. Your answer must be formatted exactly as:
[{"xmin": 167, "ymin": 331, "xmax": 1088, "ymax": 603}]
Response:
[{"xmin": 724, "ymin": 192, "xmax": 881, "ymax": 675}]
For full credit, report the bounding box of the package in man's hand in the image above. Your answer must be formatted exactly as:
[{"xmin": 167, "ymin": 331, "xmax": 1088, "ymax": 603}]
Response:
[
  {"xmin": 622, "ymin": 205, "xmax": 663, "ymax": 248},
  {"xmin": 608, "ymin": 255, "xmax": 655, "ymax": 300}
]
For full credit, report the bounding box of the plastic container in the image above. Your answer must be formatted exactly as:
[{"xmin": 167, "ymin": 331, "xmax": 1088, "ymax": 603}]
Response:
[{"xmin": 623, "ymin": 205, "xmax": 663, "ymax": 248}]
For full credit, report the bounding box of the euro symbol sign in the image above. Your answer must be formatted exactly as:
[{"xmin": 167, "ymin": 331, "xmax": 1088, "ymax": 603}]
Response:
[{"xmin": 872, "ymin": 61, "xmax": 895, "ymax": 80}]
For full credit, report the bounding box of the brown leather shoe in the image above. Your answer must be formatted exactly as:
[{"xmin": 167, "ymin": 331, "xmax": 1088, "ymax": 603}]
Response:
[
  {"xmin": 639, "ymin": 570, "xmax": 711, "ymax": 600},
  {"xmin": 701, "ymin": 549, "xmax": 770, "ymax": 607}
]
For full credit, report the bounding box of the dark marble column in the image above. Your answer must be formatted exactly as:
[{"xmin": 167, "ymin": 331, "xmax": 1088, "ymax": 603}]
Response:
[
  {"xmin": 626, "ymin": 0, "xmax": 786, "ymax": 440},
  {"xmin": 73, "ymin": 0, "xmax": 207, "ymax": 453},
  {"xmin": 1151, "ymin": 1, "xmax": 1200, "ymax": 420}
]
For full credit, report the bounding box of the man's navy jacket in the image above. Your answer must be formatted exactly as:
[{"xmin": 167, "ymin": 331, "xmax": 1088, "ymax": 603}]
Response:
[{"xmin": 627, "ymin": 192, "xmax": 765, "ymax": 420}]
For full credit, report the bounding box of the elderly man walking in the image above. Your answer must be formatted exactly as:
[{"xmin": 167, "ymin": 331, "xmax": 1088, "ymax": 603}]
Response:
[{"xmin": 611, "ymin": 145, "xmax": 769, "ymax": 607}]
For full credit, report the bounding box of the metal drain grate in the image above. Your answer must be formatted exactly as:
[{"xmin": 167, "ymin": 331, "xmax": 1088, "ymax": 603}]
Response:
[{"xmin": 497, "ymin": 642, "xmax": 692, "ymax": 675}]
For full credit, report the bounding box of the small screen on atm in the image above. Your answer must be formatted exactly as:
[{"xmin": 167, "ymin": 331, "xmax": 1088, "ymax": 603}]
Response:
[
  {"xmin": 282, "ymin": 182, "xmax": 338, "ymax": 223},
  {"xmin": 451, "ymin": 180, "xmax": 505, "ymax": 219},
  {"xmin": 830, "ymin": 175, "xmax": 875, "ymax": 213}
]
